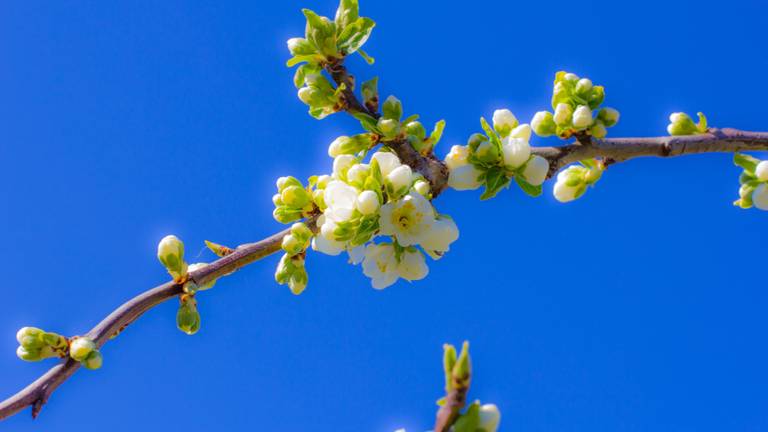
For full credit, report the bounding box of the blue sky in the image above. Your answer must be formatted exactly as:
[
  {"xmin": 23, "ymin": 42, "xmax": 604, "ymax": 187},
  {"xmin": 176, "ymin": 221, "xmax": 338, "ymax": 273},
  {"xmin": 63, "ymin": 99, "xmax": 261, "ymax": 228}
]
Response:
[{"xmin": 1, "ymin": 0, "xmax": 767, "ymax": 430}]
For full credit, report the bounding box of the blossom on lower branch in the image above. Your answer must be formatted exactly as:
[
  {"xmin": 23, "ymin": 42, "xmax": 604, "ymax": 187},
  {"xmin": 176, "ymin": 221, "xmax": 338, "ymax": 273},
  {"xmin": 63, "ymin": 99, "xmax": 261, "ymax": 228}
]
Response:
[
  {"xmin": 734, "ymin": 154, "xmax": 768, "ymax": 211},
  {"xmin": 273, "ymin": 149, "xmax": 459, "ymax": 292}
]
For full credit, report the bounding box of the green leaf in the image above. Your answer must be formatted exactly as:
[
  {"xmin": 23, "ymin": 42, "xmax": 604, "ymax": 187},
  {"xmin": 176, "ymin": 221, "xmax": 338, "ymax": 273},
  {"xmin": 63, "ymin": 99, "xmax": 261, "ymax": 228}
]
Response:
[
  {"xmin": 337, "ymin": 17, "xmax": 375, "ymax": 55},
  {"xmin": 427, "ymin": 120, "xmax": 446, "ymax": 146},
  {"xmin": 352, "ymin": 112, "xmax": 380, "ymax": 133},
  {"xmin": 382, "ymin": 95, "xmax": 403, "ymax": 121},
  {"xmin": 479, "ymin": 117, "xmax": 502, "ymax": 151},
  {"xmin": 303, "ymin": 9, "xmax": 337, "ymax": 57},
  {"xmin": 293, "ymin": 63, "xmax": 321, "ymax": 88},
  {"xmin": 453, "ymin": 402, "xmax": 481, "ymax": 432},
  {"xmin": 734, "ymin": 153, "xmax": 760, "ymax": 173},
  {"xmin": 286, "ymin": 54, "xmax": 322, "ymax": 68},
  {"xmin": 515, "ymin": 176, "xmax": 543, "ymax": 197},
  {"xmin": 357, "ymin": 49, "xmax": 375, "ymax": 65},
  {"xmin": 480, "ymin": 168, "xmax": 511, "ymax": 200},
  {"xmin": 334, "ymin": 0, "xmax": 359, "ymax": 31}
]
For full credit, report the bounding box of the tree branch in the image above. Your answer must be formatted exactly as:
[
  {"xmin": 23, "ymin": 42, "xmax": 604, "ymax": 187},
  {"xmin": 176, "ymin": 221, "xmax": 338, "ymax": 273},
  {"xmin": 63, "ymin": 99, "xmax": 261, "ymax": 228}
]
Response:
[{"xmin": 0, "ymin": 225, "xmax": 299, "ymax": 420}]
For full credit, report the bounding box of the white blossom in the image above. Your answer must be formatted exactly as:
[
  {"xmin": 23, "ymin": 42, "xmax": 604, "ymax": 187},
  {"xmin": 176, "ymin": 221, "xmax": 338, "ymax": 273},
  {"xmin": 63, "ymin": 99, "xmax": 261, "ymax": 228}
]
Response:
[
  {"xmin": 478, "ymin": 404, "xmax": 501, "ymax": 432},
  {"xmin": 356, "ymin": 190, "xmax": 380, "ymax": 215},
  {"xmin": 397, "ymin": 249, "xmax": 429, "ymax": 281},
  {"xmin": 444, "ymin": 145, "xmax": 470, "ymax": 170},
  {"xmin": 509, "ymin": 123, "xmax": 532, "ymax": 142},
  {"xmin": 420, "ymin": 216, "xmax": 459, "ymax": 257},
  {"xmin": 554, "ymin": 103, "xmax": 573, "ymax": 126},
  {"xmin": 413, "ymin": 179, "xmax": 431, "ymax": 196},
  {"xmin": 347, "ymin": 245, "xmax": 366, "ymax": 265},
  {"xmin": 346, "ymin": 163, "xmax": 370, "ymax": 184},
  {"xmin": 362, "ymin": 243, "xmax": 399, "ymax": 289},
  {"xmin": 327, "ymin": 136, "xmax": 347, "ymax": 158},
  {"xmin": 311, "ymin": 233, "xmax": 345, "ymax": 256},
  {"xmin": 379, "ymin": 192, "xmax": 436, "ymax": 247},
  {"xmin": 448, "ymin": 164, "xmax": 483, "ymax": 191},
  {"xmin": 572, "ymin": 105, "xmax": 594, "ymax": 129},
  {"xmin": 386, "ymin": 165, "xmax": 413, "ymax": 192},
  {"xmin": 323, "ymin": 180, "xmax": 358, "ymax": 222},
  {"xmin": 553, "ymin": 178, "xmax": 580, "ymax": 202},
  {"xmin": 371, "ymin": 151, "xmax": 401, "ymax": 176},
  {"xmin": 332, "ymin": 154, "xmax": 356, "ymax": 177},
  {"xmin": 753, "ymin": 184, "xmax": 768, "ymax": 211},
  {"xmin": 755, "ymin": 161, "xmax": 768, "ymax": 182},
  {"xmin": 501, "ymin": 136, "xmax": 531, "ymax": 169},
  {"xmin": 522, "ymin": 156, "xmax": 549, "ymax": 186}
]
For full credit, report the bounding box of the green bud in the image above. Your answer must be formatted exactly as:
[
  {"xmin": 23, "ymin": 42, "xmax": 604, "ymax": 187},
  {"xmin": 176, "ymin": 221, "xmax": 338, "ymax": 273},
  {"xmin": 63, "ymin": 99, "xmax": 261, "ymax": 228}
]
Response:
[
  {"xmin": 176, "ymin": 295, "xmax": 201, "ymax": 336},
  {"xmin": 281, "ymin": 234, "xmax": 305, "ymax": 257},
  {"xmin": 531, "ymin": 111, "xmax": 557, "ymax": 137},
  {"xmin": 273, "ymin": 206, "xmax": 303, "ymax": 224},
  {"xmin": 467, "ymin": 133, "xmax": 488, "ymax": 152},
  {"xmin": 281, "ymin": 185, "xmax": 311, "ymax": 208},
  {"xmin": 41, "ymin": 331, "xmax": 68, "ymax": 351},
  {"xmin": 286, "ymin": 37, "xmax": 316, "ymax": 56},
  {"xmin": 82, "ymin": 350, "xmax": 103, "ymax": 370},
  {"xmin": 475, "ymin": 141, "xmax": 500, "ymax": 163},
  {"xmin": 302, "ymin": 9, "xmax": 337, "ymax": 57},
  {"xmin": 590, "ymin": 121, "xmax": 607, "ymax": 139},
  {"xmin": 312, "ymin": 189, "xmax": 327, "ymax": 211},
  {"xmin": 667, "ymin": 112, "xmax": 698, "ymax": 136},
  {"xmin": 290, "ymin": 222, "xmax": 314, "ymax": 243},
  {"xmin": 575, "ymin": 78, "xmax": 593, "ymax": 96},
  {"xmin": 443, "ymin": 344, "xmax": 457, "ymax": 392},
  {"xmin": 452, "ymin": 341, "xmax": 471, "ymax": 382},
  {"xmin": 598, "ymin": 107, "xmax": 620, "ymax": 127},
  {"xmin": 69, "ymin": 337, "xmax": 96, "ymax": 362},
  {"xmin": 377, "ymin": 118, "xmax": 400, "ymax": 138},
  {"xmin": 405, "ymin": 121, "xmax": 427, "ymax": 140},
  {"xmin": 17, "ymin": 346, "xmax": 42, "ymax": 362},
  {"xmin": 272, "ymin": 193, "xmax": 284, "ymax": 207},
  {"xmin": 157, "ymin": 235, "xmax": 188, "ymax": 281},
  {"xmin": 187, "ymin": 263, "xmax": 216, "ymax": 291},
  {"xmin": 588, "ymin": 85, "xmax": 605, "ymax": 109},
  {"xmin": 276, "ymin": 176, "xmax": 303, "ymax": 192},
  {"xmin": 16, "ymin": 327, "xmax": 44, "ymax": 350},
  {"xmin": 382, "ymin": 95, "xmax": 403, "ymax": 121},
  {"xmin": 289, "ymin": 267, "xmax": 308, "ymax": 295}
]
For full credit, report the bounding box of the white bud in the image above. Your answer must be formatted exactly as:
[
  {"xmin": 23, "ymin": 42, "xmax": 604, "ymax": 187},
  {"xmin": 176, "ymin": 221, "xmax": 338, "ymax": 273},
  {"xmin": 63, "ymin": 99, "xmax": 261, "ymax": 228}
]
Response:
[
  {"xmin": 448, "ymin": 164, "xmax": 483, "ymax": 191},
  {"xmin": 386, "ymin": 165, "xmax": 413, "ymax": 192},
  {"xmin": 356, "ymin": 190, "xmax": 380, "ymax": 215},
  {"xmin": 576, "ymin": 78, "xmax": 593, "ymax": 93},
  {"xmin": 501, "ymin": 137, "xmax": 531, "ymax": 169},
  {"xmin": 755, "ymin": 161, "xmax": 768, "ymax": 182},
  {"xmin": 297, "ymin": 87, "xmax": 312, "ymax": 104},
  {"xmin": 553, "ymin": 181, "xmax": 580, "ymax": 203},
  {"xmin": 332, "ymin": 154, "xmax": 356, "ymax": 176},
  {"xmin": 276, "ymin": 176, "xmax": 289, "ymax": 190},
  {"xmin": 563, "ymin": 73, "xmax": 579, "ymax": 82},
  {"xmin": 478, "ymin": 404, "xmax": 501, "ymax": 432},
  {"xmin": 522, "ymin": 156, "xmax": 549, "ymax": 186},
  {"xmin": 753, "ymin": 184, "xmax": 768, "ymax": 211},
  {"xmin": 572, "ymin": 105, "xmax": 594, "ymax": 129},
  {"xmin": 316, "ymin": 175, "xmax": 332, "ymax": 189},
  {"xmin": 327, "ymin": 136, "xmax": 347, "ymax": 158},
  {"xmin": 346, "ymin": 163, "xmax": 370, "ymax": 184},
  {"xmin": 371, "ymin": 152, "xmax": 401, "ymax": 176},
  {"xmin": 554, "ymin": 103, "xmax": 573, "ymax": 126},
  {"xmin": 444, "ymin": 145, "xmax": 470, "ymax": 170},
  {"xmin": 492, "ymin": 109, "xmax": 518, "ymax": 136},
  {"xmin": 413, "ymin": 180, "xmax": 431, "ymax": 196},
  {"xmin": 69, "ymin": 337, "xmax": 96, "ymax": 362},
  {"xmin": 509, "ymin": 123, "xmax": 532, "ymax": 142}
]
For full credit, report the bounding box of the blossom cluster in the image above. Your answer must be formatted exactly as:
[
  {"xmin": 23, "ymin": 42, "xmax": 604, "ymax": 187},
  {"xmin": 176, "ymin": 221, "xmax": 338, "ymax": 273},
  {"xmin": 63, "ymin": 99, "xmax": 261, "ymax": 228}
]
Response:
[
  {"xmin": 734, "ymin": 153, "xmax": 768, "ymax": 211},
  {"xmin": 273, "ymin": 148, "xmax": 459, "ymax": 291},
  {"xmin": 444, "ymin": 109, "xmax": 550, "ymax": 199},
  {"xmin": 531, "ymin": 71, "xmax": 620, "ymax": 139},
  {"xmin": 16, "ymin": 327, "xmax": 103, "ymax": 370},
  {"xmin": 553, "ymin": 159, "xmax": 605, "ymax": 203}
]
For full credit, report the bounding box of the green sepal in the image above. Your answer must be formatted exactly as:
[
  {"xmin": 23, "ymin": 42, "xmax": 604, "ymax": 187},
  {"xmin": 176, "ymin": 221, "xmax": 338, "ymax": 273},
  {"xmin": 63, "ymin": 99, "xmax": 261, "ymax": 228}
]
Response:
[
  {"xmin": 734, "ymin": 153, "xmax": 760, "ymax": 173},
  {"xmin": 453, "ymin": 401, "xmax": 482, "ymax": 432},
  {"xmin": 515, "ymin": 175, "xmax": 543, "ymax": 197}
]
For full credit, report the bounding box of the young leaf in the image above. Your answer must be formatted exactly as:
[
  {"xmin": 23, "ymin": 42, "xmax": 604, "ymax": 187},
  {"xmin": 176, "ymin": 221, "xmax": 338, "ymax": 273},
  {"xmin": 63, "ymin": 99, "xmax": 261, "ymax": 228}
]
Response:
[
  {"xmin": 515, "ymin": 176, "xmax": 543, "ymax": 197},
  {"xmin": 361, "ymin": 77, "xmax": 379, "ymax": 113},
  {"xmin": 734, "ymin": 153, "xmax": 759, "ymax": 173}
]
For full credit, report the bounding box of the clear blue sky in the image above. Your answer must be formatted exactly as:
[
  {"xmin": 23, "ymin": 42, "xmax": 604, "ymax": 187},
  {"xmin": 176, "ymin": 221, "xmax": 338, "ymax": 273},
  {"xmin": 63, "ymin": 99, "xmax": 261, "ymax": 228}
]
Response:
[{"xmin": 1, "ymin": 1, "xmax": 767, "ymax": 430}]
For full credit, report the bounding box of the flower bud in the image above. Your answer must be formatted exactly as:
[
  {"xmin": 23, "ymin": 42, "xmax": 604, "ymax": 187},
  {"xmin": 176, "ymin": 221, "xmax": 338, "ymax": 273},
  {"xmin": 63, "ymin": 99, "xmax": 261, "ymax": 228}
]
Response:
[
  {"xmin": 590, "ymin": 121, "xmax": 607, "ymax": 139},
  {"xmin": 444, "ymin": 145, "xmax": 470, "ymax": 170},
  {"xmin": 176, "ymin": 296, "xmax": 201, "ymax": 336},
  {"xmin": 286, "ymin": 37, "xmax": 315, "ymax": 56},
  {"xmin": 598, "ymin": 107, "xmax": 620, "ymax": 127},
  {"xmin": 328, "ymin": 136, "xmax": 350, "ymax": 158},
  {"xmin": 448, "ymin": 164, "xmax": 483, "ymax": 191},
  {"xmin": 16, "ymin": 327, "xmax": 44, "ymax": 350},
  {"xmin": 553, "ymin": 103, "xmax": 573, "ymax": 127},
  {"xmin": 575, "ymin": 78, "xmax": 593, "ymax": 95},
  {"xmin": 386, "ymin": 165, "xmax": 413, "ymax": 193},
  {"xmin": 333, "ymin": 154, "xmax": 357, "ymax": 176},
  {"xmin": 276, "ymin": 176, "xmax": 302, "ymax": 192},
  {"xmin": 371, "ymin": 151, "xmax": 401, "ymax": 176},
  {"xmin": 522, "ymin": 156, "xmax": 550, "ymax": 186},
  {"xmin": 382, "ymin": 95, "xmax": 403, "ymax": 121},
  {"xmin": 16, "ymin": 346, "xmax": 42, "ymax": 362},
  {"xmin": 572, "ymin": 105, "xmax": 594, "ymax": 129},
  {"xmin": 157, "ymin": 235, "xmax": 187, "ymax": 281},
  {"xmin": 475, "ymin": 141, "xmax": 500, "ymax": 163},
  {"xmin": 492, "ymin": 109, "xmax": 518, "ymax": 137},
  {"xmin": 753, "ymin": 184, "xmax": 768, "ymax": 211},
  {"xmin": 281, "ymin": 185, "xmax": 311, "ymax": 208},
  {"xmin": 531, "ymin": 111, "xmax": 557, "ymax": 137},
  {"xmin": 377, "ymin": 118, "xmax": 400, "ymax": 137},
  {"xmin": 356, "ymin": 190, "xmax": 380, "ymax": 215},
  {"xmin": 297, "ymin": 86, "xmax": 313, "ymax": 105},
  {"xmin": 755, "ymin": 161, "xmax": 768, "ymax": 182},
  {"xmin": 82, "ymin": 350, "xmax": 103, "ymax": 370},
  {"xmin": 509, "ymin": 124, "xmax": 532, "ymax": 142},
  {"xmin": 69, "ymin": 337, "xmax": 96, "ymax": 362},
  {"xmin": 316, "ymin": 174, "xmax": 331, "ymax": 189},
  {"xmin": 478, "ymin": 404, "xmax": 501, "ymax": 432},
  {"xmin": 273, "ymin": 206, "xmax": 302, "ymax": 224},
  {"xmin": 501, "ymin": 137, "xmax": 531, "ymax": 169},
  {"xmin": 553, "ymin": 181, "xmax": 581, "ymax": 203},
  {"xmin": 281, "ymin": 234, "xmax": 305, "ymax": 256},
  {"xmin": 346, "ymin": 163, "xmax": 370, "ymax": 185},
  {"xmin": 588, "ymin": 85, "xmax": 605, "ymax": 108},
  {"xmin": 667, "ymin": 112, "xmax": 698, "ymax": 136},
  {"xmin": 413, "ymin": 180, "xmax": 431, "ymax": 197},
  {"xmin": 405, "ymin": 121, "xmax": 427, "ymax": 140},
  {"xmin": 291, "ymin": 222, "xmax": 314, "ymax": 243},
  {"xmin": 467, "ymin": 133, "xmax": 487, "ymax": 151},
  {"xmin": 272, "ymin": 193, "xmax": 283, "ymax": 207},
  {"xmin": 563, "ymin": 72, "xmax": 579, "ymax": 82}
]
